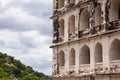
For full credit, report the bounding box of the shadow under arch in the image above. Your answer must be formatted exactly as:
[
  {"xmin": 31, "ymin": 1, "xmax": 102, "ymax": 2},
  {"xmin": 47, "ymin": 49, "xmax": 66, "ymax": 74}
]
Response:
[
  {"xmin": 79, "ymin": 45, "xmax": 90, "ymax": 65},
  {"xmin": 69, "ymin": 48, "xmax": 75, "ymax": 66},
  {"xmin": 109, "ymin": 38, "xmax": 120, "ymax": 61},
  {"xmin": 58, "ymin": 50, "xmax": 65, "ymax": 66},
  {"xmin": 94, "ymin": 42, "xmax": 103, "ymax": 63}
]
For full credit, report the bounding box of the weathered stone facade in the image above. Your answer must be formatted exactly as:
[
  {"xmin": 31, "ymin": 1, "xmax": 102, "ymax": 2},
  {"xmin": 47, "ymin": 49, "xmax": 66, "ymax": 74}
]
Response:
[{"xmin": 51, "ymin": 0, "xmax": 120, "ymax": 80}]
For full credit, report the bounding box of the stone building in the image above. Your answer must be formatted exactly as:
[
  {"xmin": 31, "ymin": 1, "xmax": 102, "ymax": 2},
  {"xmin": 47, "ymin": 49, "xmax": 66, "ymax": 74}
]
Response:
[{"xmin": 50, "ymin": 0, "xmax": 120, "ymax": 80}]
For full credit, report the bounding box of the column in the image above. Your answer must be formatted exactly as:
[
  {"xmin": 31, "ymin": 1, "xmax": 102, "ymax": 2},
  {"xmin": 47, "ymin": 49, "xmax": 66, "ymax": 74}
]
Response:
[
  {"xmin": 102, "ymin": 36, "xmax": 110, "ymax": 68},
  {"xmin": 75, "ymin": 43, "xmax": 80, "ymax": 74},
  {"xmin": 90, "ymin": 39, "xmax": 95, "ymax": 71},
  {"xmin": 65, "ymin": 44, "xmax": 70, "ymax": 73}
]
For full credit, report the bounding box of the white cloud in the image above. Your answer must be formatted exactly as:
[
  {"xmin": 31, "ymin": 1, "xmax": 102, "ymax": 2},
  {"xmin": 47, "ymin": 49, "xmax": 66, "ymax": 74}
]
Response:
[
  {"xmin": 0, "ymin": 0, "xmax": 53, "ymax": 75},
  {"xmin": 0, "ymin": 6, "xmax": 52, "ymax": 35},
  {"xmin": 0, "ymin": 7, "xmax": 44, "ymax": 26},
  {"xmin": 0, "ymin": 30, "xmax": 52, "ymax": 75},
  {"xmin": 0, "ymin": 0, "xmax": 13, "ymax": 8},
  {"xmin": 29, "ymin": 0, "xmax": 52, "ymax": 4},
  {"xmin": 22, "ymin": 0, "xmax": 30, "ymax": 3}
]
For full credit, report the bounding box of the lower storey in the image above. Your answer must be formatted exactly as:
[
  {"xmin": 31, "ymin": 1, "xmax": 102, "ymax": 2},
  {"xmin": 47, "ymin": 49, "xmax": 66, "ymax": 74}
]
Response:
[{"xmin": 53, "ymin": 74, "xmax": 120, "ymax": 80}]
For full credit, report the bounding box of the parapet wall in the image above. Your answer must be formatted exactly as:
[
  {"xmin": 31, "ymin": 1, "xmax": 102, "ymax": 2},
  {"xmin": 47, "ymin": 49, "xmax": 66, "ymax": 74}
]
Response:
[{"xmin": 53, "ymin": 74, "xmax": 120, "ymax": 80}]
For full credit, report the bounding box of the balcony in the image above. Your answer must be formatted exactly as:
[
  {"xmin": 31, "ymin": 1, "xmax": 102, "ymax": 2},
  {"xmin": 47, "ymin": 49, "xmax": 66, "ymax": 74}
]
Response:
[
  {"xmin": 107, "ymin": 20, "xmax": 120, "ymax": 30},
  {"xmin": 78, "ymin": 20, "xmax": 120, "ymax": 39},
  {"xmin": 110, "ymin": 60, "xmax": 120, "ymax": 65},
  {"xmin": 68, "ymin": 3, "xmax": 75, "ymax": 8},
  {"xmin": 59, "ymin": 36, "xmax": 64, "ymax": 42},
  {"xmin": 90, "ymin": 25, "xmax": 104, "ymax": 35},
  {"xmin": 53, "ymin": 36, "xmax": 64, "ymax": 43},
  {"xmin": 83, "ymin": 0, "xmax": 90, "ymax": 2},
  {"xmin": 95, "ymin": 63, "xmax": 103, "ymax": 73},
  {"xmin": 78, "ymin": 29, "xmax": 90, "ymax": 38},
  {"xmin": 95, "ymin": 63, "xmax": 103, "ymax": 68},
  {"xmin": 68, "ymin": 33, "xmax": 76, "ymax": 41},
  {"xmin": 109, "ymin": 60, "xmax": 120, "ymax": 72},
  {"xmin": 79, "ymin": 64, "xmax": 90, "ymax": 73},
  {"xmin": 69, "ymin": 65, "xmax": 75, "ymax": 71},
  {"xmin": 59, "ymin": 66, "xmax": 65, "ymax": 74}
]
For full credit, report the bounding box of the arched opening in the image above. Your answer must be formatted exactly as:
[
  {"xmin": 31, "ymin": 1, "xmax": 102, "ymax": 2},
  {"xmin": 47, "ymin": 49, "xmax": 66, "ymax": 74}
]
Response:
[
  {"xmin": 58, "ymin": 0, "xmax": 64, "ymax": 9},
  {"xmin": 109, "ymin": 0, "xmax": 120, "ymax": 22},
  {"xmin": 58, "ymin": 50, "xmax": 65, "ymax": 66},
  {"xmin": 69, "ymin": 48, "xmax": 75, "ymax": 65},
  {"xmin": 94, "ymin": 43, "xmax": 103, "ymax": 63},
  {"xmin": 80, "ymin": 9, "xmax": 90, "ymax": 31},
  {"xmin": 109, "ymin": 39, "xmax": 120, "ymax": 61},
  {"xmin": 68, "ymin": 15, "xmax": 75, "ymax": 35},
  {"xmin": 80, "ymin": 45, "xmax": 90, "ymax": 65},
  {"xmin": 59, "ymin": 19, "xmax": 64, "ymax": 37},
  {"xmin": 95, "ymin": 5, "xmax": 101, "ymax": 26}
]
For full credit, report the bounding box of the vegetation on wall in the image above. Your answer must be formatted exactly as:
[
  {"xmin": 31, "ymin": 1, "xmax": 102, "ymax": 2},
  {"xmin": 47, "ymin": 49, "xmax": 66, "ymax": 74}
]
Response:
[{"xmin": 0, "ymin": 52, "xmax": 49, "ymax": 80}]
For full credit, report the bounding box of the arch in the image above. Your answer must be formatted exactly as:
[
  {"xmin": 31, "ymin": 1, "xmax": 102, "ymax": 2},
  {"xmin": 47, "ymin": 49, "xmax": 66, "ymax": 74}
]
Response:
[
  {"xmin": 109, "ymin": 39, "xmax": 120, "ymax": 61},
  {"xmin": 58, "ymin": 50, "xmax": 65, "ymax": 66},
  {"xmin": 68, "ymin": 15, "xmax": 75, "ymax": 35},
  {"xmin": 59, "ymin": 19, "xmax": 64, "ymax": 37},
  {"xmin": 109, "ymin": 0, "xmax": 120, "ymax": 22},
  {"xmin": 80, "ymin": 45, "xmax": 90, "ymax": 65},
  {"xmin": 58, "ymin": 0, "xmax": 64, "ymax": 9},
  {"xmin": 95, "ymin": 5, "xmax": 101, "ymax": 26},
  {"xmin": 94, "ymin": 43, "xmax": 103, "ymax": 63},
  {"xmin": 80, "ymin": 9, "xmax": 90, "ymax": 31},
  {"xmin": 69, "ymin": 48, "xmax": 75, "ymax": 65}
]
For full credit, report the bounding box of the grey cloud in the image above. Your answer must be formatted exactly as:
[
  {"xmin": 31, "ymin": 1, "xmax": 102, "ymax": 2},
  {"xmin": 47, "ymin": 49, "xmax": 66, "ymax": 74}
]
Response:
[
  {"xmin": 21, "ymin": 57, "xmax": 52, "ymax": 74},
  {"xmin": 0, "ymin": 35, "xmax": 37, "ymax": 54},
  {"xmin": 0, "ymin": 0, "xmax": 52, "ymax": 75},
  {"xmin": 23, "ymin": 2, "xmax": 52, "ymax": 17},
  {"xmin": 39, "ymin": 61, "xmax": 52, "ymax": 69},
  {"xmin": 0, "ymin": 16, "xmax": 52, "ymax": 35},
  {"xmin": 12, "ymin": 0, "xmax": 52, "ymax": 17},
  {"xmin": 19, "ymin": 36, "xmax": 37, "ymax": 48},
  {"xmin": 0, "ymin": 40, "xmax": 5, "ymax": 46},
  {"xmin": 3, "ymin": 42, "xmax": 29, "ymax": 54},
  {"xmin": 30, "ymin": 60, "xmax": 52, "ymax": 71},
  {"xmin": 0, "ymin": 0, "xmax": 52, "ymax": 35}
]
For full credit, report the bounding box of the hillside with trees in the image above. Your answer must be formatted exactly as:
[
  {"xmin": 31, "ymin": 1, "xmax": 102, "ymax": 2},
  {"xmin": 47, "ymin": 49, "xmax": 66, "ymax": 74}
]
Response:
[{"xmin": 0, "ymin": 52, "xmax": 49, "ymax": 80}]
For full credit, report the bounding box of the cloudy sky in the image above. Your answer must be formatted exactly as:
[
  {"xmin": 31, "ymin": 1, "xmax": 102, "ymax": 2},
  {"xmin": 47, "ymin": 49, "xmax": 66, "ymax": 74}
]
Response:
[{"xmin": 0, "ymin": 0, "xmax": 52, "ymax": 75}]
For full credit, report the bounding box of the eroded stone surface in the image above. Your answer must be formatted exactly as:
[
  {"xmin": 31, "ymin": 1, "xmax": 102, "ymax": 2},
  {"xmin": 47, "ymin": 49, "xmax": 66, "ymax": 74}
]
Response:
[{"xmin": 51, "ymin": 0, "xmax": 120, "ymax": 79}]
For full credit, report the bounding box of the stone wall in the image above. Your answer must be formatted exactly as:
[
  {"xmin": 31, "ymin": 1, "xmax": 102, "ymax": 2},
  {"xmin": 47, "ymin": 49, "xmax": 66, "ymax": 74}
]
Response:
[
  {"xmin": 51, "ymin": 0, "xmax": 120, "ymax": 78},
  {"xmin": 52, "ymin": 31, "xmax": 120, "ymax": 75},
  {"xmin": 53, "ymin": 74, "xmax": 120, "ymax": 80}
]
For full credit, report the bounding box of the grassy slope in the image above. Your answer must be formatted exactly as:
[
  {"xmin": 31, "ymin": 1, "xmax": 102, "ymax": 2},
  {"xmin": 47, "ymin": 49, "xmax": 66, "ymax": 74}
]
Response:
[{"xmin": 0, "ymin": 52, "xmax": 49, "ymax": 80}]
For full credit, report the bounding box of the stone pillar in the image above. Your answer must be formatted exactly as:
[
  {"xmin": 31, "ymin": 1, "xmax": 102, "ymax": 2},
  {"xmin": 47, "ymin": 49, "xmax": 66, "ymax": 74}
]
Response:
[
  {"xmin": 102, "ymin": 36, "xmax": 110, "ymax": 69},
  {"xmin": 75, "ymin": 10, "xmax": 80, "ymax": 39},
  {"xmin": 101, "ymin": 0, "xmax": 107, "ymax": 32},
  {"xmin": 101, "ymin": 0, "xmax": 111, "ymax": 31},
  {"xmin": 75, "ymin": 0, "xmax": 80, "ymax": 4},
  {"xmin": 90, "ymin": 39, "xmax": 95, "ymax": 71},
  {"xmin": 53, "ymin": 19, "xmax": 59, "ymax": 43},
  {"xmin": 64, "ymin": 17, "xmax": 69, "ymax": 42},
  {"xmin": 64, "ymin": 0, "xmax": 68, "ymax": 6},
  {"xmin": 101, "ymin": 0, "xmax": 106, "ymax": 24},
  {"xmin": 65, "ymin": 44, "xmax": 70, "ymax": 73},
  {"xmin": 75, "ymin": 43, "xmax": 80, "ymax": 74},
  {"xmin": 52, "ymin": 47, "xmax": 59, "ymax": 75},
  {"xmin": 89, "ymin": 1, "xmax": 95, "ymax": 29}
]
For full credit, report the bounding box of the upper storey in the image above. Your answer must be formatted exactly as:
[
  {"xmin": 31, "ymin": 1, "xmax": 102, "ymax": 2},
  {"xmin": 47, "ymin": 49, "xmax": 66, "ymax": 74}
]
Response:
[
  {"xmin": 51, "ymin": 0, "xmax": 120, "ymax": 45},
  {"xmin": 53, "ymin": 0, "xmax": 90, "ymax": 15}
]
